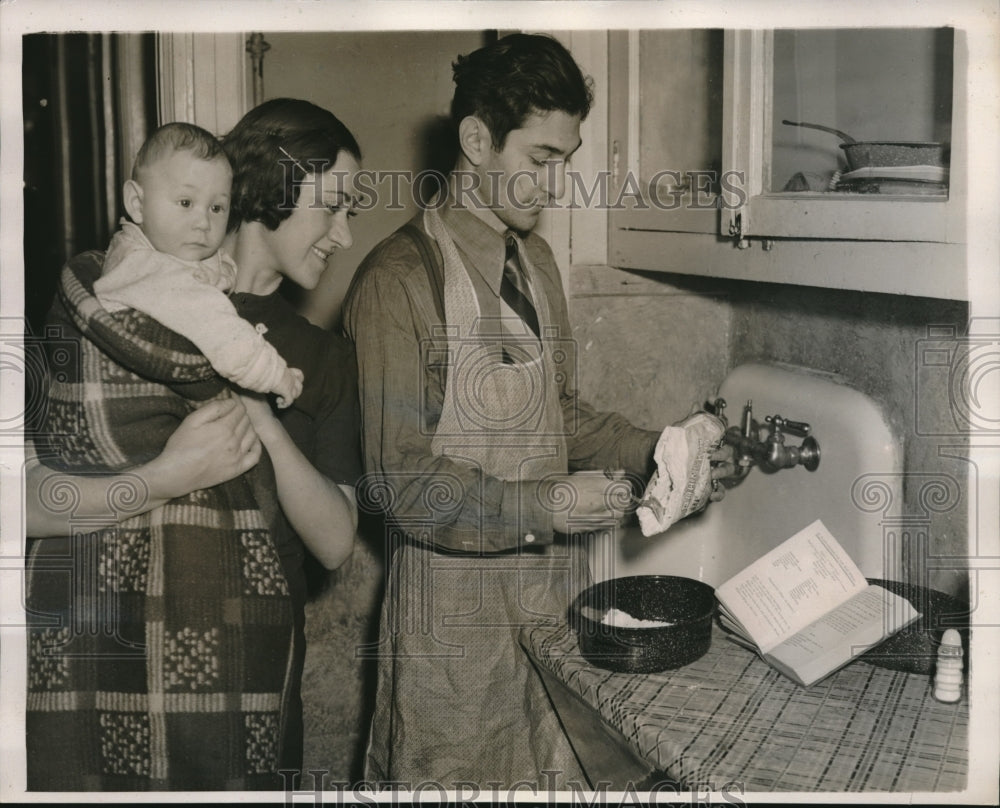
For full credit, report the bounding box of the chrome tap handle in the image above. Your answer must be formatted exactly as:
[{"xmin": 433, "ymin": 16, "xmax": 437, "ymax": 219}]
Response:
[
  {"xmin": 765, "ymin": 414, "xmax": 811, "ymax": 438},
  {"xmin": 783, "ymin": 418, "xmax": 811, "ymax": 437},
  {"xmin": 764, "ymin": 415, "xmax": 821, "ymax": 471},
  {"xmin": 741, "ymin": 400, "xmax": 755, "ymax": 438}
]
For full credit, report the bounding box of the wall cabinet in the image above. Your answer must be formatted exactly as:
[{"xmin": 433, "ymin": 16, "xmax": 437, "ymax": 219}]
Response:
[{"xmin": 607, "ymin": 29, "xmax": 968, "ymax": 300}]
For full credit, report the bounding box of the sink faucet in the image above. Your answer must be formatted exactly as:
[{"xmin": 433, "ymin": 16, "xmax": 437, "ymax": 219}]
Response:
[
  {"xmin": 712, "ymin": 398, "xmax": 821, "ymax": 478},
  {"xmin": 760, "ymin": 413, "xmax": 821, "ymax": 471}
]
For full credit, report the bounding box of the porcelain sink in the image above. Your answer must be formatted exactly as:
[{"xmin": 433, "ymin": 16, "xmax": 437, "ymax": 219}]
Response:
[{"xmin": 589, "ymin": 362, "xmax": 904, "ymax": 587}]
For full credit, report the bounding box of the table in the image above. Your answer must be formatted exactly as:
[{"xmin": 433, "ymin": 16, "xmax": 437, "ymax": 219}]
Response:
[{"xmin": 521, "ymin": 622, "xmax": 968, "ymax": 793}]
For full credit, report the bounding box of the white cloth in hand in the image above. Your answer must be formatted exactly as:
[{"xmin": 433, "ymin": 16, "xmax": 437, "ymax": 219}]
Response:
[{"xmin": 637, "ymin": 412, "xmax": 726, "ymax": 537}]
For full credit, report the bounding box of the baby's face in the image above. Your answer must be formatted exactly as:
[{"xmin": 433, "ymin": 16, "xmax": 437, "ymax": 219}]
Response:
[{"xmin": 136, "ymin": 150, "xmax": 232, "ymax": 262}]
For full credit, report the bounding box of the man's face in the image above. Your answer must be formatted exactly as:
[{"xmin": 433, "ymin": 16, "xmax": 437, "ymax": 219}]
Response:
[{"xmin": 475, "ymin": 109, "xmax": 582, "ymax": 234}]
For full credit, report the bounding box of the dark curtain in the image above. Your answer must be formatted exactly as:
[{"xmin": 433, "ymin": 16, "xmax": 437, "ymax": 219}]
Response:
[
  {"xmin": 22, "ymin": 33, "xmax": 157, "ymax": 434},
  {"xmin": 22, "ymin": 33, "xmax": 157, "ymax": 336}
]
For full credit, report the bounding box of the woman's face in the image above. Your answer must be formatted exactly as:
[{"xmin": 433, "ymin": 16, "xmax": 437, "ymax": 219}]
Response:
[{"xmin": 263, "ymin": 149, "xmax": 361, "ymax": 290}]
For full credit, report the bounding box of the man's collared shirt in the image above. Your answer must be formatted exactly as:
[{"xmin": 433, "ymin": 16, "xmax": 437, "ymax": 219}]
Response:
[{"xmin": 344, "ymin": 200, "xmax": 659, "ymax": 552}]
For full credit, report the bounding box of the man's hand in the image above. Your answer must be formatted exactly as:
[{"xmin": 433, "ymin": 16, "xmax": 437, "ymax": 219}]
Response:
[
  {"xmin": 543, "ymin": 470, "xmax": 633, "ymax": 534},
  {"xmin": 708, "ymin": 443, "xmax": 739, "ymax": 503}
]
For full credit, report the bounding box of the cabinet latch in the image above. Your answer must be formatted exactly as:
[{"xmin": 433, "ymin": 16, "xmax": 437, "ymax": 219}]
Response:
[{"xmin": 729, "ymin": 211, "xmax": 751, "ymax": 249}]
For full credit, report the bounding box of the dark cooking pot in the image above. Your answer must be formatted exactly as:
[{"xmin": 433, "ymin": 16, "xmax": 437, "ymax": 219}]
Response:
[
  {"xmin": 570, "ymin": 575, "xmax": 715, "ymax": 674},
  {"xmin": 782, "ymin": 119, "xmax": 949, "ymax": 169},
  {"xmin": 840, "ymin": 141, "xmax": 948, "ymax": 170},
  {"xmin": 861, "ymin": 578, "xmax": 970, "ymax": 675}
]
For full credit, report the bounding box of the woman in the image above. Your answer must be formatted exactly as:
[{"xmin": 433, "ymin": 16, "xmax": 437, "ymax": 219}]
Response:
[{"xmin": 25, "ymin": 98, "xmax": 363, "ymax": 791}]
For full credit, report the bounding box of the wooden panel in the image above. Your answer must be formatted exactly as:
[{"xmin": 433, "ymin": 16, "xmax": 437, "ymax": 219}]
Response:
[{"xmin": 156, "ymin": 33, "xmax": 247, "ymax": 136}]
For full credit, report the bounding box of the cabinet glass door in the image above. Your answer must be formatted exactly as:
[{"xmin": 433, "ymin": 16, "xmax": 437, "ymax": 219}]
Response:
[
  {"xmin": 724, "ymin": 28, "xmax": 965, "ymax": 243},
  {"xmin": 609, "ymin": 29, "xmax": 724, "ymax": 235},
  {"xmin": 638, "ymin": 29, "xmax": 723, "ymax": 197},
  {"xmin": 770, "ymin": 28, "xmax": 952, "ymax": 197}
]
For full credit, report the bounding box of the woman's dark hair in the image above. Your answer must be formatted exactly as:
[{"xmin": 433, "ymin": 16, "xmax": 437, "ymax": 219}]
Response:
[
  {"xmin": 221, "ymin": 98, "xmax": 361, "ymax": 231},
  {"xmin": 451, "ymin": 33, "xmax": 594, "ymax": 151},
  {"xmin": 133, "ymin": 122, "xmax": 228, "ymax": 181}
]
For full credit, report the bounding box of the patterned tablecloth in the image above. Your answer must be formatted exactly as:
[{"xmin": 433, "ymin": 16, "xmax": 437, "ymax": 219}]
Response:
[{"xmin": 522, "ymin": 621, "xmax": 968, "ymax": 793}]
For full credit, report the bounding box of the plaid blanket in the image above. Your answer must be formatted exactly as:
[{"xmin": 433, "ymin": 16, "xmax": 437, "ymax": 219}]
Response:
[{"xmin": 26, "ymin": 252, "xmax": 294, "ymax": 791}]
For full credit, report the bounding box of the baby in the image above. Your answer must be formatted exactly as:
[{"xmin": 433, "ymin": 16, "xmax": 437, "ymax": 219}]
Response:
[{"xmin": 94, "ymin": 122, "xmax": 303, "ymax": 407}]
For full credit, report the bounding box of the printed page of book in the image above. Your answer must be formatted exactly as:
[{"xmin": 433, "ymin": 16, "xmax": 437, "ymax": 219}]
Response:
[
  {"xmin": 715, "ymin": 519, "xmax": 869, "ymax": 653},
  {"xmin": 763, "ymin": 584, "xmax": 921, "ymax": 687}
]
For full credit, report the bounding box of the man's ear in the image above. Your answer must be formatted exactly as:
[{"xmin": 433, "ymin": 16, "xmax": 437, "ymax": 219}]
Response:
[
  {"xmin": 457, "ymin": 115, "xmax": 493, "ymax": 167},
  {"xmin": 122, "ymin": 180, "xmax": 144, "ymax": 224}
]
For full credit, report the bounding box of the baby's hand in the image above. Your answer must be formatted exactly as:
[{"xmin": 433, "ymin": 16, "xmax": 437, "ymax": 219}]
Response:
[{"xmin": 275, "ymin": 367, "xmax": 304, "ymax": 409}]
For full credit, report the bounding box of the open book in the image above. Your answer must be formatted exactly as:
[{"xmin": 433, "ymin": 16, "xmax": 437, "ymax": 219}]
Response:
[{"xmin": 715, "ymin": 519, "xmax": 920, "ymax": 687}]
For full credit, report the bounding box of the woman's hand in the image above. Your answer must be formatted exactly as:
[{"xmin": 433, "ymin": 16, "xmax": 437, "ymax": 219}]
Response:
[
  {"xmin": 26, "ymin": 398, "xmax": 261, "ymax": 538},
  {"xmin": 142, "ymin": 397, "xmax": 262, "ymax": 500}
]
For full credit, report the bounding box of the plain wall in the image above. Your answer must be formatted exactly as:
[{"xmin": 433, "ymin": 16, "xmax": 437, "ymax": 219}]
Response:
[{"xmin": 260, "ymin": 30, "xmax": 490, "ymax": 329}]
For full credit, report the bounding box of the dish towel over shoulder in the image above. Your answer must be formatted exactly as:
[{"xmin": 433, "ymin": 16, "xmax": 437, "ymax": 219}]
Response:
[{"xmin": 636, "ymin": 412, "xmax": 726, "ymax": 536}]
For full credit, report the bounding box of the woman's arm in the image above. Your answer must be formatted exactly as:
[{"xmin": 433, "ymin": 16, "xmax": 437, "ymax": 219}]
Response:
[
  {"xmin": 26, "ymin": 397, "xmax": 262, "ymax": 537},
  {"xmin": 239, "ymin": 394, "xmax": 356, "ymax": 570}
]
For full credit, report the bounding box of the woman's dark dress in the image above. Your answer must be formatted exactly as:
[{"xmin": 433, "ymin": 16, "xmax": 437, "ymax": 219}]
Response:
[{"xmin": 231, "ymin": 290, "xmax": 363, "ymax": 773}]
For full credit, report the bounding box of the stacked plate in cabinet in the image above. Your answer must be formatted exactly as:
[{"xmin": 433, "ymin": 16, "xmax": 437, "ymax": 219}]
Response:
[{"xmin": 835, "ymin": 164, "xmax": 949, "ymax": 195}]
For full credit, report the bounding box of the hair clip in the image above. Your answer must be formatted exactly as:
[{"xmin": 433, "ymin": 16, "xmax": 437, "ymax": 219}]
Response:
[{"xmin": 277, "ymin": 145, "xmax": 308, "ymax": 174}]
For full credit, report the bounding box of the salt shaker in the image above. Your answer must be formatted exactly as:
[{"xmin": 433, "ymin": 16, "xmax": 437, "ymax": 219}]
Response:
[{"xmin": 932, "ymin": 628, "xmax": 964, "ymax": 703}]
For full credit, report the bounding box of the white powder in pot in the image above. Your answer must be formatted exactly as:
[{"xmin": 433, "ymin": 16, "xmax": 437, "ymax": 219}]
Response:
[{"xmin": 601, "ymin": 607, "xmax": 673, "ymax": 629}]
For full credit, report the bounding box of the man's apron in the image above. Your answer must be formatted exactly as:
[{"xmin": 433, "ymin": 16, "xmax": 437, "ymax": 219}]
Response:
[{"xmin": 364, "ymin": 208, "xmax": 589, "ymax": 789}]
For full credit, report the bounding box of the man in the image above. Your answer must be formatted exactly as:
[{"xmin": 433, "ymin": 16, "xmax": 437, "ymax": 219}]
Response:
[{"xmin": 344, "ymin": 33, "xmax": 728, "ymax": 789}]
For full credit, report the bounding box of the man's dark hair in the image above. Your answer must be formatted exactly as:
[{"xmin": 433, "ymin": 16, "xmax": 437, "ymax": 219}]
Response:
[
  {"xmin": 221, "ymin": 98, "xmax": 361, "ymax": 232},
  {"xmin": 132, "ymin": 121, "xmax": 228, "ymax": 182},
  {"xmin": 451, "ymin": 33, "xmax": 594, "ymax": 151}
]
